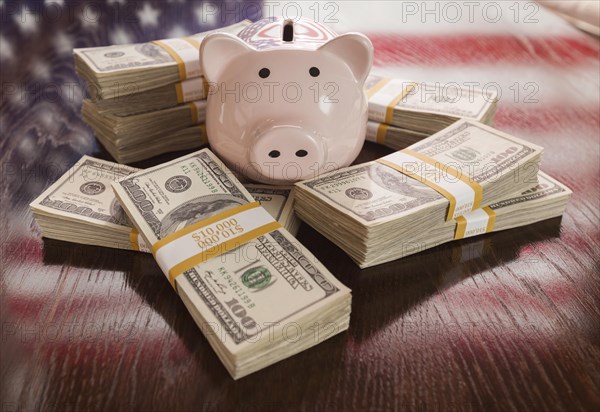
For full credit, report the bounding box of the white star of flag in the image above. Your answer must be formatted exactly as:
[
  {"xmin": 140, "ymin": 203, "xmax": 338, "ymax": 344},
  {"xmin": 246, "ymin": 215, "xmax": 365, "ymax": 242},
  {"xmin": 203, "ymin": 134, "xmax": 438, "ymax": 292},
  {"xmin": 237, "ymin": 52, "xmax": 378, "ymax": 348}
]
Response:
[
  {"xmin": 137, "ymin": 2, "xmax": 160, "ymax": 28},
  {"xmin": 13, "ymin": 6, "xmax": 39, "ymax": 34},
  {"xmin": 110, "ymin": 26, "xmax": 134, "ymax": 44},
  {"xmin": 61, "ymin": 81, "xmax": 85, "ymax": 108},
  {"xmin": 166, "ymin": 25, "xmax": 189, "ymax": 39},
  {"xmin": 31, "ymin": 58, "xmax": 52, "ymax": 81},
  {"xmin": 44, "ymin": 0, "xmax": 64, "ymax": 6},
  {"xmin": 0, "ymin": 35, "xmax": 13, "ymax": 61},
  {"xmin": 53, "ymin": 32, "xmax": 75, "ymax": 56}
]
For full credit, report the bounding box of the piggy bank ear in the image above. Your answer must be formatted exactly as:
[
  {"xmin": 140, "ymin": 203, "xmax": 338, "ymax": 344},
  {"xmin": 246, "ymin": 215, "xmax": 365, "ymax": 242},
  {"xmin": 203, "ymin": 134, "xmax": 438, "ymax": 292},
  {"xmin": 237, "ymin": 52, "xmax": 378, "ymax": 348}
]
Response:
[
  {"xmin": 200, "ymin": 33, "xmax": 254, "ymax": 82},
  {"xmin": 319, "ymin": 33, "xmax": 373, "ymax": 84}
]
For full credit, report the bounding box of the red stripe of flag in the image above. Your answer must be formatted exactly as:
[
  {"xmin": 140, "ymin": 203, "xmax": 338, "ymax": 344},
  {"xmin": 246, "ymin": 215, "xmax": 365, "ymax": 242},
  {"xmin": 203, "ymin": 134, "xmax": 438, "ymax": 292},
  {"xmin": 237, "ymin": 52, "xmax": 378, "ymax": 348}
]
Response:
[
  {"xmin": 370, "ymin": 34, "xmax": 600, "ymax": 66},
  {"xmin": 494, "ymin": 103, "xmax": 600, "ymax": 132}
]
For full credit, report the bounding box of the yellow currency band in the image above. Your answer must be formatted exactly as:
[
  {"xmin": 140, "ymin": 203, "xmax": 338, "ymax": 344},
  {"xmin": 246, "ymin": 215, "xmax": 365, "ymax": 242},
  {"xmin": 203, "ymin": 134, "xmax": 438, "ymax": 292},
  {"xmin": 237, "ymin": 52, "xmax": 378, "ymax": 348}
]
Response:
[
  {"xmin": 367, "ymin": 77, "xmax": 390, "ymax": 98},
  {"xmin": 454, "ymin": 206, "xmax": 496, "ymax": 240},
  {"xmin": 175, "ymin": 78, "xmax": 209, "ymax": 104},
  {"xmin": 454, "ymin": 216, "xmax": 467, "ymax": 240},
  {"xmin": 402, "ymin": 148, "xmax": 483, "ymax": 210},
  {"xmin": 183, "ymin": 37, "xmax": 201, "ymax": 49},
  {"xmin": 377, "ymin": 157, "xmax": 460, "ymax": 219},
  {"xmin": 485, "ymin": 207, "xmax": 497, "ymax": 233},
  {"xmin": 199, "ymin": 124, "xmax": 208, "ymax": 144},
  {"xmin": 151, "ymin": 202, "xmax": 282, "ymax": 290},
  {"xmin": 189, "ymin": 102, "xmax": 198, "ymax": 124},
  {"xmin": 153, "ymin": 38, "xmax": 201, "ymax": 81},
  {"xmin": 130, "ymin": 227, "xmax": 140, "ymax": 251},
  {"xmin": 367, "ymin": 77, "xmax": 418, "ymax": 124},
  {"xmin": 175, "ymin": 82, "xmax": 184, "ymax": 103},
  {"xmin": 384, "ymin": 82, "xmax": 417, "ymax": 124},
  {"xmin": 152, "ymin": 39, "xmax": 187, "ymax": 80},
  {"xmin": 377, "ymin": 149, "xmax": 483, "ymax": 220},
  {"xmin": 376, "ymin": 123, "xmax": 390, "ymax": 144}
]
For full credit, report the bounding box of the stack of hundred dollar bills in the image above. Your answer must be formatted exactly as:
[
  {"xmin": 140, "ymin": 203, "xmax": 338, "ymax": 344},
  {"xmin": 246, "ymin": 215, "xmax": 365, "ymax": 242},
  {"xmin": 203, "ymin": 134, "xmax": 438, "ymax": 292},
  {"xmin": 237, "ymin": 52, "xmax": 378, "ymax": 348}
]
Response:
[
  {"xmin": 74, "ymin": 21, "xmax": 250, "ymax": 164},
  {"xmin": 110, "ymin": 149, "xmax": 351, "ymax": 379},
  {"xmin": 31, "ymin": 150, "xmax": 347, "ymax": 379},
  {"xmin": 295, "ymin": 119, "xmax": 571, "ymax": 268},
  {"xmin": 365, "ymin": 73, "xmax": 498, "ymax": 150}
]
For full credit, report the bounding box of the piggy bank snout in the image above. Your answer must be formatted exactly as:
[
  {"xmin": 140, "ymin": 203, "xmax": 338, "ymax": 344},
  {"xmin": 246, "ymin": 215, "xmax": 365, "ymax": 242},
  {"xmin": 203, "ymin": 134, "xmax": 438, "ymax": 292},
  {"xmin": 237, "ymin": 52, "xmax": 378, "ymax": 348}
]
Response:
[{"xmin": 249, "ymin": 127, "xmax": 325, "ymax": 183}]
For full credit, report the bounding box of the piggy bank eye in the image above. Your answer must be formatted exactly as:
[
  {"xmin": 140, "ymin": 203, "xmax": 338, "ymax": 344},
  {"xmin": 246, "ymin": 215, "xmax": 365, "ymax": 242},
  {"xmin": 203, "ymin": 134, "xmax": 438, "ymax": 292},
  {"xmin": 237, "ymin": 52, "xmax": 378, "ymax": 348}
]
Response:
[
  {"xmin": 309, "ymin": 67, "xmax": 320, "ymax": 77},
  {"xmin": 259, "ymin": 68, "xmax": 270, "ymax": 79}
]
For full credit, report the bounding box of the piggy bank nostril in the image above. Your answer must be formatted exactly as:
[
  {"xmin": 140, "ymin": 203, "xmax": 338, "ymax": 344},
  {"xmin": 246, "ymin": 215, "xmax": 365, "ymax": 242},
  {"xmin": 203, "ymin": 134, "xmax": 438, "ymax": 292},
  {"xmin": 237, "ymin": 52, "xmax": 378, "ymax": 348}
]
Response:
[
  {"xmin": 259, "ymin": 68, "xmax": 270, "ymax": 79},
  {"xmin": 295, "ymin": 150, "xmax": 308, "ymax": 157},
  {"xmin": 268, "ymin": 150, "xmax": 280, "ymax": 158}
]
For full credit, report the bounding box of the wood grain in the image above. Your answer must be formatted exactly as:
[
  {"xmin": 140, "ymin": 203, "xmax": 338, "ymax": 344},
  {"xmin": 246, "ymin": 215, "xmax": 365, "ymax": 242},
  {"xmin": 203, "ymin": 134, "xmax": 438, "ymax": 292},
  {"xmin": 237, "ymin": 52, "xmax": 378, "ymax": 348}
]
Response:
[{"xmin": 1, "ymin": 2, "xmax": 599, "ymax": 411}]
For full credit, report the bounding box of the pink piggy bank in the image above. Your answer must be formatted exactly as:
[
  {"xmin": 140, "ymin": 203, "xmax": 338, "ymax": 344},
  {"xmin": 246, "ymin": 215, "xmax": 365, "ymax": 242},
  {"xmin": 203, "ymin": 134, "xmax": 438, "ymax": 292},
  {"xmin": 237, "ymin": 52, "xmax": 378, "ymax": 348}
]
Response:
[{"xmin": 200, "ymin": 17, "xmax": 373, "ymax": 184}]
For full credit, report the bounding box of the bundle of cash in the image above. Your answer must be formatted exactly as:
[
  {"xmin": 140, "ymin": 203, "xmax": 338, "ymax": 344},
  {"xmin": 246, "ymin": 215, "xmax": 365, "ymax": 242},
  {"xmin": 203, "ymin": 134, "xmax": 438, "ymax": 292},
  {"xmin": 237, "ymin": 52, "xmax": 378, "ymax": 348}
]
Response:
[
  {"xmin": 295, "ymin": 120, "xmax": 544, "ymax": 268},
  {"xmin": 367, "ymin": 74, "xmax": 497, "ymax": 135},
  {"xmin": 90, "ymin": 77, "xmax": 208, "ymax": 116},
  {"xmin": 82, "ymin": 100, "xmax": 207, "ymax": 163},
  {"xmin": 111, "ymin": 149, "xmax": 350, "ymax": 379},
  {"xmin": 365, "ymin": 120, "xmax": 429, "ymax": 150},
  {"xmin": 96, "ymin": 125, "xmax": 207, "ymax": 165},
  {"xmin": 30, "ymin": 156, "xmax": 300, "ymax": 253},
  {"xmin": 74, "ymin": 22, "xmax": 250, "ymax": 163},
  {"xmin": 74, "ymin": 21, "xmax": 250, "ymax": 99}
]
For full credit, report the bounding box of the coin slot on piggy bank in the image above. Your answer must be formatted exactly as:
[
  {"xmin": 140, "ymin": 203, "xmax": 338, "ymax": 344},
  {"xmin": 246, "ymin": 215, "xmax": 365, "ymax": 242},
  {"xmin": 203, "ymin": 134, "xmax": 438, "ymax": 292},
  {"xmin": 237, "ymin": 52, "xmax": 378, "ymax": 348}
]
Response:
[
  {"xmin": 282, "ymin": 20, "xmax": 294, "ymax": 42},
  {"xmin": 201, "ymin": 17, "xmax": 373, "ymax": 185}
]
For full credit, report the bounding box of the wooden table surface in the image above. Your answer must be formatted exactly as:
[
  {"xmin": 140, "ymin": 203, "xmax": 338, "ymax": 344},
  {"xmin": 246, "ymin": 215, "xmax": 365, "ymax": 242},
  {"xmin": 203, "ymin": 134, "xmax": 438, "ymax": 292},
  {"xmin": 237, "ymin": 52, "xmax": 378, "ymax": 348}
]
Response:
[{"xmin": 1, "ymin": 1, "xmax": 599, "ymax": 411}]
